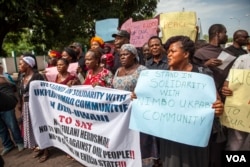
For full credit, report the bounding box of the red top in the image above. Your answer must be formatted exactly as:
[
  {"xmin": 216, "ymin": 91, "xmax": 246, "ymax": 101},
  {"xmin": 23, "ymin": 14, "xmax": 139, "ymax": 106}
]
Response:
[
  {"xmin": 83, "ymin": 68, "xmax": 113, "ymax": 87},
  {"xmin": 55, "ymin": 73, "xmax": 76, "ymax": 85}
]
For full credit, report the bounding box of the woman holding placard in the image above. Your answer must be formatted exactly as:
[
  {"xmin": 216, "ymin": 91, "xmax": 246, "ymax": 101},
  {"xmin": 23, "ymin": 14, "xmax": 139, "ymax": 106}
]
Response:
[
  {"xmin": 132, "ymin": 36, "xmax": 224, "ymax": 167},
  {"xmin": 161, "ymin": 36, "xmax": 224, "ymax": 167}
]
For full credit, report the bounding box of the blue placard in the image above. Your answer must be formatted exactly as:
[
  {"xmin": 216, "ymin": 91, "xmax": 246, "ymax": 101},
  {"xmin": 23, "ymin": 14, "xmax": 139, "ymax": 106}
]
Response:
[
  {"xmin": 95, "ymin": 18, "xmax": 119, "ymax": 42},
  {"xmin": 129, "ymin": 70, "xmax": 216, "ymax": 147}
]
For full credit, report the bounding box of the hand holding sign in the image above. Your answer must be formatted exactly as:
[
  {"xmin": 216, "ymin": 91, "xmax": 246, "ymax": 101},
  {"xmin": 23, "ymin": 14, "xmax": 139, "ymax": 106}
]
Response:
[{"xmin": 129, "ymin": 70, "xmax": 216, "ymax": 147}]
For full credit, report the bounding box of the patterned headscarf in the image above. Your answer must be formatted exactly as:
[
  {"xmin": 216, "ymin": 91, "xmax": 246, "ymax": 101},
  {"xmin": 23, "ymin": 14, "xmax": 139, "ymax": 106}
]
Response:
[{"xmin": 120, "ymin": 44, "xmax": 139, "ymax": 62}]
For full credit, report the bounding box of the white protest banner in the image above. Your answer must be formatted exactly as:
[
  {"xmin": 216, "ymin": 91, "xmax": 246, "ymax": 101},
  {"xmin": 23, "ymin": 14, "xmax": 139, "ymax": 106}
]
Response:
[
  {"xmin": 29, "ymin": 81, "xmax": 141, "ymax": 167},
  {"xmin": 130, "ymin": 19, "xmax": 158, "ymax": 47},
  {"xmin": 129, "ymin": 70, "xmax": 216, "ymax": 147},
  {"xmin": 220, "ymin": 69, "xmax": 250, "ymax": 132},
  {"xmin": 45, "ymin": 62, "xmax": 78, "ymax": 82}
]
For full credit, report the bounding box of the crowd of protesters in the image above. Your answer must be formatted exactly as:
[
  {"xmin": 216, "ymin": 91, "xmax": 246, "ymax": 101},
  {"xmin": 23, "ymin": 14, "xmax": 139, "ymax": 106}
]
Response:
[{"xmin": 0, "ymin": 23, "xmax": 249, "ymax": 167}]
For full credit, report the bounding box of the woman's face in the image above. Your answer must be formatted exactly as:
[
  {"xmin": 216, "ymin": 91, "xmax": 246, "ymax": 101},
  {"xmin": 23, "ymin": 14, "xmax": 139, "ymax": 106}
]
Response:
[
  {"xmin": 61, "ymin": 51, "xmax": 72, "ymax": 62},
  {"xmin": 167, "ymin": 41, "xmax": 188, "ymax": 67},
  {"xmin": 119, "ymin": 50, "xmax": 135, "ymax": 67},
  {"xmin": 18, "ymin": 60, "xmax": 29, "ymax": 73},
  {"xmin": 85, "ymin": 51, "xmax": 98, "ymax": 69},
  {"xmin": 91, "ymin": 41, "xmax": 100, "ymax": 49},
  {"xmin": 56, "ymin": 59, "xmax": 68, "ymax": 73}
]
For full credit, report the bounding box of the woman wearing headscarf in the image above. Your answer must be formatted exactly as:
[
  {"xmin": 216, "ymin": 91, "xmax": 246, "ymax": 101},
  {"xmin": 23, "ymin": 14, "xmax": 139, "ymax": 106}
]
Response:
[
  {"xmin": 90, "ymin": 36, "xmax": 104, "ymax": 50},
  {"xmin": 112, "ymin": 44, "xmax": 159, "ymax": 166},
  {"xmin": 47, "ymin": 50, "xmax": 61, "ymax": 67},
  {"xmin": 112, "ymin": 44, "xmax": 146, "ymax": 90},
  {"xmin": 18, "ymin": 56, "xmax": 49, "ymax": 163}
]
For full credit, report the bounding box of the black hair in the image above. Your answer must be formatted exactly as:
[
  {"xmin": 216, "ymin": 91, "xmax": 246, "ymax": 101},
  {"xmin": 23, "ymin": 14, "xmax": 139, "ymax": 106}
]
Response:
[
  {"xmin": 208, "ymin": 24, "xmax": 226, "ymax": 40},
  {"xmin": 63, "ymin": 47, "xmax": 77, "ymax": 62},
  {"xmin": 87, "ymin": 48, "xmax": 102, "ymax": 65},
  {"xmin": 233, "ymin": 29, "xmax": 248, "ymax": 40},
  {"xmin": 148, "ymin": 36, "xmax": 163, "ymax": 45},
  {"xmin": 164, "ymin": 35, "xmax": 195, "ymax": 60},
  {"xmin": 57, "ymin": 58, "xmax": 70, "ymax": 66}
]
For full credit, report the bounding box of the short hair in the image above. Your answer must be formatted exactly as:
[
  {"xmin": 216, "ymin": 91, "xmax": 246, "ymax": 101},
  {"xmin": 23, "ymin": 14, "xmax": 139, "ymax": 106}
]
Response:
[
  {"xmin": 87, "ymin": 48, "xmax": 102, "ymax": 64},
  {"xmin": 63, "ymin": 47, "xmax": 77, "ymax": 62},
  {"xmin": 148, "ymin": 36, "xmax": 163, "ymax": 45},
  {"xmin": 164, "ymin": 35, "xmax": 195, "ymax": 60},
  {"xmin": 208, "ymin": 24, "xmax": 226, "ymax": 40},
  {"xmin": 142, "ymin": 42, "xmax": 149, "ymax": 48},
  {"xmin": 233, "ymin": 30, "xmax": 248, "ymax": 41},
  {"xmin": 57, "ymin": 58, "xmax": 70, "ymax": 66}
]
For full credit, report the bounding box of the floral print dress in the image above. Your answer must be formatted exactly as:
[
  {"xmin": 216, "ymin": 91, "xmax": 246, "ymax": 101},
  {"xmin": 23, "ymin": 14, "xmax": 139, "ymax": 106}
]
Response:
[{"xmin": 83, "ymin": 68, "xmax": 113, "ymax": 87}]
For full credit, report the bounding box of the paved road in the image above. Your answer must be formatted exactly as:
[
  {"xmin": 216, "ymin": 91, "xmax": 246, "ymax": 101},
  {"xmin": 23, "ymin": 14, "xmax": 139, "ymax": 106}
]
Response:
[{"xmin": 1, "ymin": 146, "xmax": 85, "ymax": 167}]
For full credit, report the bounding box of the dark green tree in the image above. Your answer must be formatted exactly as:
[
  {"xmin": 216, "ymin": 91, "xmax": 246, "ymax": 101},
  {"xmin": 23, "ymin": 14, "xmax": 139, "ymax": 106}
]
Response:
[{"xmin": 0, "ymin": 0, "xmax": 159, "ymax": 57}]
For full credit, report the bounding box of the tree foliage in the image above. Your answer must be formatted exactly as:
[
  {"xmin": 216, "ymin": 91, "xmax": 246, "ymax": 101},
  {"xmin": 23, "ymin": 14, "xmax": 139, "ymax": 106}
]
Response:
[{"xmin": 0, "ymin": 0, "xmax": 159, "ymax": 57}]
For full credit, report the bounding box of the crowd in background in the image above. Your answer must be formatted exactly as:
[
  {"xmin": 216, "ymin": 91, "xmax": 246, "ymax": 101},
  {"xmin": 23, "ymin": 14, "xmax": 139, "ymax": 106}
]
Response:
[{"xmin": 0, "ymin": 23, "xmax": 249, "ymax": 167}]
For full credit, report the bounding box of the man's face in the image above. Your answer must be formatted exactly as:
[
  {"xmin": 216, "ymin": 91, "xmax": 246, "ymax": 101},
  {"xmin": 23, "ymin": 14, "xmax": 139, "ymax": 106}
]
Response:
[
  {"xmin": 114, "ymin": 36, "xmax": 129, "ymax": 49},
  {"xmin": 70, "ymin": 46, "xmax": 81, "ymax": 56},
  {"xmin": 148, "ymin": 38, "xmax": 162, "ymax": 56},
  {"xmin": 236, "ymin": 32, "xmax": 249, "ymax": 46},
  {"xmin": 218, "ymin": 28, "xmax": 228, "ymax": 44}
]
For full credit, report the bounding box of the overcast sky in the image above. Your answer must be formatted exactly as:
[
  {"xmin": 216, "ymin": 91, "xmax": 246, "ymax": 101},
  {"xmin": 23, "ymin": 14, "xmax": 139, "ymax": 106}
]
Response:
[{"xmin": 156, "ymin": 0, "xmax": 250, "ymax": 37}]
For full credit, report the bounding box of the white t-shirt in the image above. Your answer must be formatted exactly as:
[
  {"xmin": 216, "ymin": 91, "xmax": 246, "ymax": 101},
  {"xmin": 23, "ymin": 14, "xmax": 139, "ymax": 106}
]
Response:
[
  {"xmin": 226, "ymin": 53, "xmax": 250, "ymax": 81},
  {"xmin": 231, "ymin": 53, "xmax": 250, "ymax": 69}
]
